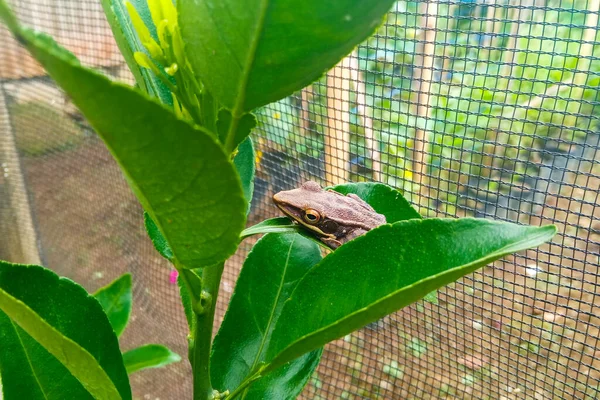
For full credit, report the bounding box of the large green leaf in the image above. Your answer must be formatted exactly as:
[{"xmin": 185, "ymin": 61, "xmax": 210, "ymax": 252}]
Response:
[
  {"xmin": 0, "ymin": 4, "xmax": 246, "ymax": 268},
  {"xmin": 211, "ymin": 233, "xmax": 322, "ymax": 398},
  {"xmin": 0, "ymin": 261, "xmax": 130, "ymax": 400},
  {"xmin": 93, "ymin": 273, "xmax": 133, "ymax": 337},
  {"xmin": 100, "ymin": 0, "xmax": 172, "ymax": 104},
  {"xmin": 332, "ymin": 182, "xmax": 421, "ymax": 222},
  {"xmin": 178, "ymin": 0, "xmax": 397, "ymax": 112},
  {"xmin": 264, "ymin": 219, "xmax": 557, "ymax": 372},
  {"xmin": 122, "ymin": 344, "xmax": 181, "ymax": 375},
  {"xmin": 332, "ymin": 183, "xmax": 441, "ymax": 302}
]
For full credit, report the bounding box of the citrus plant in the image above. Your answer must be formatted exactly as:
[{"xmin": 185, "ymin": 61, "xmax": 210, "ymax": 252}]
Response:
[{"xmin": 0, "ymin": 1, "xmax": 556, "ymax": 399}]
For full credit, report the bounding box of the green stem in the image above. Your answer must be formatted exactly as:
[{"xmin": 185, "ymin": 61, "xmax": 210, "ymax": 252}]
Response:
[
  {"xmin": 189, "ymin": 262, "xmax": 225, "ymax": 400},
  {"xmin": 224, "ymin": 113, "xmax": 241, "ymax": 154}
]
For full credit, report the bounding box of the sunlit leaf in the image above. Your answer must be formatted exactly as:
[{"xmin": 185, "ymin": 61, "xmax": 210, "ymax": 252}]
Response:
[
  {"xmin": 0, "ymin": 261, "xmax": 130, "ymax": 400},
  {"xmin": 122, "ymin": 344, "xmax": 181, "ymax": 375},
  {"xmin": 94, "ymin": 273, "xmax": 133, "ymax": 337}
]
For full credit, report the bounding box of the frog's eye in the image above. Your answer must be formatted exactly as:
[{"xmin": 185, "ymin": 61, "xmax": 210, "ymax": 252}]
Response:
[{"xmin": 303, "ymin": 209, "xmax": 321, "ymax": 225}]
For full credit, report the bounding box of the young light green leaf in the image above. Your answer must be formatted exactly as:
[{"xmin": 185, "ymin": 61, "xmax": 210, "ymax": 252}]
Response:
[
  {"xmin": 234, "ymin": 136, "xmax": 256, "ymax": 215},
  {"xmin": 241, "ymin": 217, "xmax": 300, "ymax": 239},
  {"xmin": 93, "ymin": 273, "xmax": 133, "ymax": 337},
  {"xmin": 122, "ymin": 344, "xmax": 181, "ymax": 375},
  {"xmin": 0, "ymin": 261, "xmax": 130, "ymax": 400},
  {"xmin": 332, "ymin": 182, "xmax": 421, "ymax": 222},
  {"xmin": 100, "ymin": 0, "xmax": 172, "ymax": 104},
  {"xmin": 178, "ymin": 0, "xmax": 397, "ymax": 112},
  {"xmin": 0, "ymin": 4, "xmax": 246, "ymax": 268},
  {"xmin": 264, "ymin": 219, "xmax": 557, "ymax": 372},
  {"xmin": 211, "ymin": 233, "xmax": 322, "ymax": 398}
]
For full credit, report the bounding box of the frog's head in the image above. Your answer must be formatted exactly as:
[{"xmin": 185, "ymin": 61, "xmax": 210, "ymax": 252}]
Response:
[{"xmin": 272, "ymin": 181, "xmax": 331, "ymax": 236}]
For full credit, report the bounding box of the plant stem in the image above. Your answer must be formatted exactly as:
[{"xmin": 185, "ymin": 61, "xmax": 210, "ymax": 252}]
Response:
[
  {"xmin": 190, "ymin": 262, "xmax": 225, "ymax": 400},
  {"xmin": 224, "ymin": 113, "xmax": 241, "ymax": 154}
]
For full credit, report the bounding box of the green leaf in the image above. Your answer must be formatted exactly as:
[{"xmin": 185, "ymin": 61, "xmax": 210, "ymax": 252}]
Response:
[
  {"xmin": 264, "ymin": 219, "xmax": 557, "ymax": 372},
  {"xmin": 241, "ymin": 217, "xmax": 332, "ymax": 251},
  {"xmin": 93, "ymin": 273, "xmax": 133, "ymax": 337},
  {"xmin": 233, "ymin": 136, "xmax": 256, "ymax": 215},
  {"xmin": 241, "ymin": 351, "xmax": 322, "ymax": 400},
  {"xmin": 331, "ymin": 183, "xmax": 441, "ymax": 302},
  {"xmin": 217, "ymin": 109, "xmax": 258, "ymax": 151},
  {"xmin": 0, "ymin": 5, "xmax": 247, "ymax": 268},
  {"xmin": 177, "ymin": 273, "xmax": 193, "ymax": 330},
  {"xmin": 144, "ymin": 212, "xmax": 173, "ymax": 260},
  {"xmin": 332, "ymin": 182, "xmax": 421, "ymax": 222},
  {"xmin": 0, "ymin": 261, "xmax": 130, "ymax": 400},
  {"xmin": 178, "ymin": 0, "xmax": 397, "ymax": 112},
  {"xmin": 240, "ymin": 217, "xmax": 300, "ymax": 239},
  {"xmin": 100, "ymin": 0, "xmax": 173, "ymax": 104},
  {"xmin": 211, "ymin": 233, "xmax": 322, "ymax": 398},
  {"xmin": 122, "ymin": 344, "xmax": 181, "ymax": 375}
]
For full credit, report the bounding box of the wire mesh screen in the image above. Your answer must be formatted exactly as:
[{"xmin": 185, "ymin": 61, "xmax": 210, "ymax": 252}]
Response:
[{"xmin": 1, "ymin": 0, "xmax": 599, "ymax": 399}]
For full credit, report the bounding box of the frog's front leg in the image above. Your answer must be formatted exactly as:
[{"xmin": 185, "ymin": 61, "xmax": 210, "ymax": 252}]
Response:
[
  {"xmin": 321, "ymin": 236, "xmax": 343, "ymax": 249},
  {"xmin": 334, "ymin": 228, "xmax": 368, "ymax": 248}
]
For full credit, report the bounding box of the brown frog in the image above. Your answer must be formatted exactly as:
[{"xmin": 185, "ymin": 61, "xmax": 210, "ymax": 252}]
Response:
[{"xmin": 272, "ymin": 181, "xmax": 387, "ymax": 249}]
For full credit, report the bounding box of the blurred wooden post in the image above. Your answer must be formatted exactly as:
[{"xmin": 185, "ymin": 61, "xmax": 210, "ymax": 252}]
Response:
[
  {"xmin": 500, "ymin": 0, "xmax": 534, "ymax": 80},
  {"xmin": 0, "ymin": 85, "xmax": 41, "ymax": 264},
  {"xmin": 325, "ymin": 57, "xmax": 352, "ymax": 186},
  {"xmin": 572, "ymin": 0, "xmax": 599, "ymax": 120},
  {"xmin": 441, "ymin": 3, "xmax": 458, "ymax": 81},
  {"xmin": 349, "ymin": 51, "xmax": 381, "ymax": 182},
  {"xmin": 300, "ymin": 86, "xmax": 313, "ymax": 137},
  {"xmin": 412, "ymin": 0, "xmax": 439, "ymax": 207},
  {"xmin": 573, "ymin": 0, "xmax": 599, "ymax": 88},
  {"xmin": 482, "ymin": 0, "xmax": 506, "ymax": 51}
]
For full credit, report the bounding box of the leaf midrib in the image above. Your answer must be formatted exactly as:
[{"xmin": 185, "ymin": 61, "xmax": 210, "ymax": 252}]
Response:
[
  {"xmin": 247, "ymin": 236, "xmax": 297, "ymax": 380},
  {"xmin": 11, "ymin": 319, "xmax": 50, "ymax": 399},
  {"xmin": 232, "ymin": 0, "xmax": 270, "ymax": 116}
]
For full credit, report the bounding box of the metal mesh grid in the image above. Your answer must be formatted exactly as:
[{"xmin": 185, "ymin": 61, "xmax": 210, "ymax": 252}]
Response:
[{"xmin": 0, "ymin": 0, "xmax": 599, "ymax": 399}]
